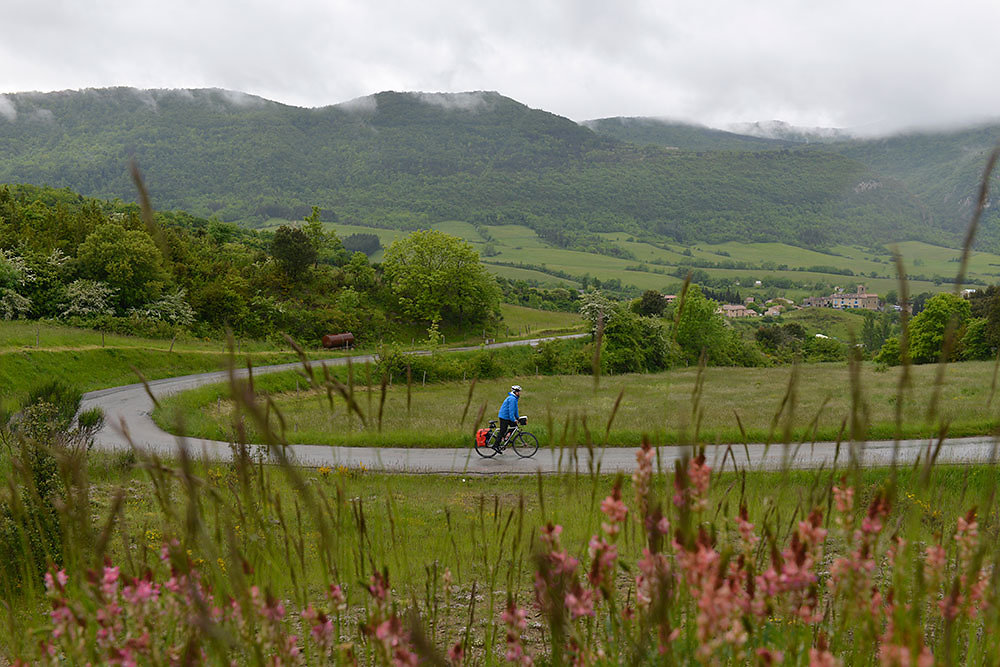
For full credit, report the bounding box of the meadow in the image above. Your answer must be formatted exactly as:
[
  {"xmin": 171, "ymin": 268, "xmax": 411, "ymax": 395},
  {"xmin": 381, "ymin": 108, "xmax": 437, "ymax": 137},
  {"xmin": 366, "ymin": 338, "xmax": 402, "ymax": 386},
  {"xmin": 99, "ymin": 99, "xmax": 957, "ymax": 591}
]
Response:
[
  {"xmin": 0, "ymin": 308, "xmax": 583, "ymax": 408},
  {"xmin": 154, "ymin": 358, "xmax": 1000, "ymax": 449},
  {"xmin": 0, "ymin": 320, "xmax": 314, "ymax": 405},
  {"xmin": 3, "ymin": 409, "xmax": 1000, "ymax": 663},
  {"xmin": 311, "ymin": 219, "xmax": 989, "ymax": 298}
]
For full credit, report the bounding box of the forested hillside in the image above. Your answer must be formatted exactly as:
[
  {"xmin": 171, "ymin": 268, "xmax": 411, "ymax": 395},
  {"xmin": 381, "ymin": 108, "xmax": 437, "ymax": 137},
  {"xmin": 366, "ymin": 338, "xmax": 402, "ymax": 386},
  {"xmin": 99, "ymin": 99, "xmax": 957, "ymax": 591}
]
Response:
[
  {"xmin": 587, "ymin": 115, "xmax": 1000, "ymax": 247},
  {"xmin": 0, "ymin": 87, "xmax": 945, "ymax": 250},
  {"xmin": 581, "ymin": 117, "xmax": 793, "ymax": 151}
]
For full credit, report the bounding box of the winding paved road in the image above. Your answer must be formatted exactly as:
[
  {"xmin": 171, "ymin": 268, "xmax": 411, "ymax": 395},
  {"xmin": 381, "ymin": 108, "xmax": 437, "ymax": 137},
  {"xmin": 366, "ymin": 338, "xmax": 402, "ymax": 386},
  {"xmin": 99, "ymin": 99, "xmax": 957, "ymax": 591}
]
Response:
[{"xmin": 80, "ymin": 335, "xmax": 1000, "ymax": 474}]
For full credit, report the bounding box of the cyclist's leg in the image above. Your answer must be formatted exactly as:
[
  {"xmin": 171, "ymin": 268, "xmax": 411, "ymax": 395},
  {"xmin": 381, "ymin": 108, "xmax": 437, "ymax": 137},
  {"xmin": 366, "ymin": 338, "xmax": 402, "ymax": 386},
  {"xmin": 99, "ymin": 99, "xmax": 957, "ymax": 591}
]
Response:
[{"xmin": 495, "ymin": 419, "xmax": 514, "ymax": 448}]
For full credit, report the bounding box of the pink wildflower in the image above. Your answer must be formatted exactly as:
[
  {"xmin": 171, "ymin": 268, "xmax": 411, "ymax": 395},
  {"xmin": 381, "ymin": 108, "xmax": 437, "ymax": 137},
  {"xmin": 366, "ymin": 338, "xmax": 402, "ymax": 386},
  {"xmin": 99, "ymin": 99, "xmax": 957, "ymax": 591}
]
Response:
[
  {"xmin": 736, "ymin": 505, "xmax": 760, "ymax": 551},
  {"xmin": 504, "ymin": 612, "xmax": 534, "ymax": 667},
  {"xmin": 540, "ymin": 523, "xmax": 563, "ymax": 549},
  {"xmin": 303, "ymin": 606, "xmax": 333, "ymax": 648},
  {"xmin": 632, "ymin": 440, "xmax": 655, "ymax": 519},
  {"xmin": 102, "ymin": 565, "xmax": 120, "ymax": 599},
  {"xmin": 122, "ymin": 578, "xmax": 160, "ymax": 605},
  {"xmin": 809, "ymin": 648, "xmax": 840, "ymax": 667},
  {"xmin": 689, "ymin": 455, "xmax": 711, "ymax": 511},
  {"xmin": 925, "ymin": 544, "xmax": 946, "ymax": 570},
  {"xmin": 587, "ymin": 535, "xmax": 618, "ymax": 591},
  {"xmin": 955, "ymin": 509, "xmax": 979, "ymax": 568},
  {"xmin": 673, "ymin": 455, "xmax": 711, "ymax": 511},
  {"xmin": 565, "ymin": 584, "xmax": 594, "ymax": 619},
  {"xmin": 261, "ymin": 593, "xmax": 286, "ymax": 623},
  {"xmin": 44, "ymin": 569, "xmax": 68, "ymax": 594},
  {"xmin": 447, "ymin": 640, "xmax": 464, "ymax": 666},
  {"xmin": 757, "ymin": 648, "xmax": 785, "ymax": 665},
  {"xmin": 368, "ymin": 571, "xmax": 390, "ymax": 607},
  {"xmin": 328, "ymin": 583, "xmax": 348, "ymax": 612},
  {"xmin": 600, "ymin": 482, "xmax": 628, "ymax": 537},
  {"xmin": 833, "ymin": 485, "xmax": 854, "ymax": 514}
]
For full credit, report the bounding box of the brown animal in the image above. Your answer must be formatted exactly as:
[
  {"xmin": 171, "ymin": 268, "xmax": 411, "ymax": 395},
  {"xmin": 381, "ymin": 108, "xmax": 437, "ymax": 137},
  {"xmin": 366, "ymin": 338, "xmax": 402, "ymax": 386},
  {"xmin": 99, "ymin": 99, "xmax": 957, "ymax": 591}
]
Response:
[{"xmin": 322, "ymin": 332, "xmax": 355, "ymax": 349}]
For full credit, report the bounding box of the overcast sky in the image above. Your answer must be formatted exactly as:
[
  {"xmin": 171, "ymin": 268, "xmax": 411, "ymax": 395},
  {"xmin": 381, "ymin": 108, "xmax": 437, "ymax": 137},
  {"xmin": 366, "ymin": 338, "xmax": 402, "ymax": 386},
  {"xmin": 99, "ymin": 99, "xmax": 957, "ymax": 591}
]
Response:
[{"xmin": 2, "ymin": 0, "xmax": 998, "ymax": 134}]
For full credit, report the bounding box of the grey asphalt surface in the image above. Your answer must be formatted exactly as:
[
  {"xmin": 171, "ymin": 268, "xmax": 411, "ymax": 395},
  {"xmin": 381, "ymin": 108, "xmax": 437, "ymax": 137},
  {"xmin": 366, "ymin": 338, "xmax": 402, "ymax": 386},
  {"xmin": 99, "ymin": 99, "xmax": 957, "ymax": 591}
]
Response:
[{"xmin": 80, "ymin": 335, "xmax": 1000, "ymax": 474}]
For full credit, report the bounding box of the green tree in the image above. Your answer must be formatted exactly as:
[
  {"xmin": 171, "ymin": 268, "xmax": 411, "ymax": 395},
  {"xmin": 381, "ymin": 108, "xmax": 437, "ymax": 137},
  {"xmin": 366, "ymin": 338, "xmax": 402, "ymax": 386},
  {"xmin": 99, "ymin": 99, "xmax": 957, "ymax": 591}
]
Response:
[
  {"xmin": 635, "ymin": 289, "xmax": 667, "ymax": 317},
  {"xmin": 671, "ymin": 284, "xmax": 733, "ymax": 365},
  {"xmin": 302, "ymin": 207, "xmax": 349, "ymax": 266},
  {"xmin": 75, "ymin": 224, "xmax": 169, "ymax": 311},
  {"xmin": 382, "ymin": 230, "xmax": 500, "ymax": 326},
  {"xmin": 960, "ymin": 317, "xmax": 992, "ymax": 360},
  {"xmin": 908, "ymin": 292, "xmax": 971, "ymax": 363},
  {"xmin": 345, "ymin": 251, "xmax": 376, "ymax": 292},
  {"xmin": 603, "ymin": 305, "xmax": 674, "ymax": 373},
  {"xmin": 271, "ymin": 225, "xmax": 317, "ymax": 280}
]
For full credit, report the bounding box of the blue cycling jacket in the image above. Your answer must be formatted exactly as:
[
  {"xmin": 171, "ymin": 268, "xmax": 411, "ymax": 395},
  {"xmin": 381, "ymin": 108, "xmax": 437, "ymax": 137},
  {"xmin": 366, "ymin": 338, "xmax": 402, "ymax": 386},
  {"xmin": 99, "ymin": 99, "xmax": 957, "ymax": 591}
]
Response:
[{"xmin": 498, "ymin": 392, "xmax": 519, "ymax": 421}]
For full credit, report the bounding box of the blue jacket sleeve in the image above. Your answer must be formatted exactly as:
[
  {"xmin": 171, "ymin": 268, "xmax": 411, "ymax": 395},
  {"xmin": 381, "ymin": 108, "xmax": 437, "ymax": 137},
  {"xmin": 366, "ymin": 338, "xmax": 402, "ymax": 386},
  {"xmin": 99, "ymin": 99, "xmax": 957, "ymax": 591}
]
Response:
[{"xmin": 499, "ymin": 394, "xmax": 519, "ymax": 421}]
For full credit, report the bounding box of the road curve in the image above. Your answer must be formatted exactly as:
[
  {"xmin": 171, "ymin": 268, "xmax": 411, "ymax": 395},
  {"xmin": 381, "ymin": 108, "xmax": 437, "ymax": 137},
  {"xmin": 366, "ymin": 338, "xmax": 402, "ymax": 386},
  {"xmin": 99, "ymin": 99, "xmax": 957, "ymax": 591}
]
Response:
[{"xmin": 80, "ymin": 335, "xmax": 1000, "ymax": 474}]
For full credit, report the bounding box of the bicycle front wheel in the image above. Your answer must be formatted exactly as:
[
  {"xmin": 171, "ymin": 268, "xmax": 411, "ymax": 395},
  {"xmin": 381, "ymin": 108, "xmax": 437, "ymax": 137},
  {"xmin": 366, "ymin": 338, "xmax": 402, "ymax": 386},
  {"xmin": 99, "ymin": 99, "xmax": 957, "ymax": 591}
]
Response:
[{"xmin": 512, "ymin": 432, "xmax": 539, "ymax": 458}]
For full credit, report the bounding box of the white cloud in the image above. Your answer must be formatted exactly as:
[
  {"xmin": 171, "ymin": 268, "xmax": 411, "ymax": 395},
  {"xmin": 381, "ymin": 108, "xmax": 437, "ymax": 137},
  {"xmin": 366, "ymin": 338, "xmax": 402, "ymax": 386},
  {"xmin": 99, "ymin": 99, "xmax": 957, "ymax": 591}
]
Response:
[
  {"xmin": 0, "ymin": 95, "xmax": 15, "ymax": 121},
  {"xmin": 410, "ymin": 92, "xmax": 494, "ymax": 112},
  {"xmin": 1, "ymin": 0, "xmax": 1000, "ymax": 133},
  {"xmin": 336, "ymin": 95, "xmax": 377, "ymax": 114},
  {"xmin": 29, "ymin": 108, "xmax": 55, "ymax": 123}
]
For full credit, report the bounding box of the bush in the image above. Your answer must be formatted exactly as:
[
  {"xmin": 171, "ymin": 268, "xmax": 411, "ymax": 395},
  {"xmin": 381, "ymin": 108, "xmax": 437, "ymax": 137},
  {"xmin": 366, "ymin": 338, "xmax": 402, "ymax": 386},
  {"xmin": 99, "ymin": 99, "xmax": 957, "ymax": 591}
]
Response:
[{"xmin": 1, "ymin": 405, "xmax": 65, "ymax": 590}]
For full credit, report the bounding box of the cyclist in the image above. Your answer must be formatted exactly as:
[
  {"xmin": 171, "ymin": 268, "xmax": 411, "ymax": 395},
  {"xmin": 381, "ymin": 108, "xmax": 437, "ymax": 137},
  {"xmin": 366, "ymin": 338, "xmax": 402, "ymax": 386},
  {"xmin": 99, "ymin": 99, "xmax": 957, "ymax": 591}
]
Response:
[{"xmin": 494, "ymin": 385, "xmax": 521, "ymax": 450}]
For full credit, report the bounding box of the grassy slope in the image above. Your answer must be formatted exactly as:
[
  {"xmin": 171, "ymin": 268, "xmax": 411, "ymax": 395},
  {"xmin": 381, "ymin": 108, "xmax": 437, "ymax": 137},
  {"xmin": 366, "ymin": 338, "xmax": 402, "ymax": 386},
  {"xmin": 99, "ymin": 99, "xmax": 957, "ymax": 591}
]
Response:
[
  {"xmin": 0, "ymin": 305, "xmax": 583, "ymax": 405},
  {"xmin": 155, "ymin": 359, "xmax": 1000, "ymax": 448},
  {"xmin": 0, "ymin": 321, "xmax": 341, "ymax": 405},
  {"xmin": 316, "ymin": 220, "xmax": 981, "ymax": 296}
]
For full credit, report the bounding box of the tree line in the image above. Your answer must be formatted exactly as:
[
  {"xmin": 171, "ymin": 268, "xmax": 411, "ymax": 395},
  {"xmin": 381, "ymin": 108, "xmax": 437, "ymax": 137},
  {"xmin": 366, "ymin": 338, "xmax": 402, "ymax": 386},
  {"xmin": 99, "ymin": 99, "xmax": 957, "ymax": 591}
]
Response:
[{"xmin": 0, "ymin": 185, "xmax": 499, "ymax": 345}]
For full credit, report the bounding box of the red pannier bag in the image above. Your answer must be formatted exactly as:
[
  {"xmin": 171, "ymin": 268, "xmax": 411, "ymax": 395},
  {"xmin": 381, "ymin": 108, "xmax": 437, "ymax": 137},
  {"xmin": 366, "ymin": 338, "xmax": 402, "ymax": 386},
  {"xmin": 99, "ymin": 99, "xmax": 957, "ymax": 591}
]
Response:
[{"xmin": 476, "ymin": 428, "xmax": 491, "ymax": 447}]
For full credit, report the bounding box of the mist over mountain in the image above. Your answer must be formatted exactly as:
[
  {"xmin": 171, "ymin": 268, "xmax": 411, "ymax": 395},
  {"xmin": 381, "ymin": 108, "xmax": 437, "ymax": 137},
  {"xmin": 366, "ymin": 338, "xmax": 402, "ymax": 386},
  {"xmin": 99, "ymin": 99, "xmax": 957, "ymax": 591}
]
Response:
[{"xmin": 0, "ymin": 87, "xmax": 995, "ymax": 250}]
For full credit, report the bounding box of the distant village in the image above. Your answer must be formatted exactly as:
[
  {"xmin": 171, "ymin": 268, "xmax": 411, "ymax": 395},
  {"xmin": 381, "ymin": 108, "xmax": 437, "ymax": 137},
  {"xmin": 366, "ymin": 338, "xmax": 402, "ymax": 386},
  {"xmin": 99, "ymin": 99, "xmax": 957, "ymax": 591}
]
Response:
[{"xmin": 713, "ymin": 285, "xmax": 883, "ymax": 318}]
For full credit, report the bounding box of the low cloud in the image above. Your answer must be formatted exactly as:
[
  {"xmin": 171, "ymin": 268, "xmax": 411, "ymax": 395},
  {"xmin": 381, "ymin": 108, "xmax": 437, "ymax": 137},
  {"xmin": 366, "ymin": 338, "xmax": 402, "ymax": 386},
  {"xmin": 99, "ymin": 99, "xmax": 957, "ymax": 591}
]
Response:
[
  {"xmin": 29, "ymin": 108, "xmax": 55, "ymax": 123},
  {"xmin": 0, "ymin": 95, "xmax": 15, "ymax": 121},
  {"xmin": 410, "ymin": 91, "xmax": 493, "ymax": 112},
  {"xmin": 336, "ymin": 95, "xmax": 378, "ymax": 114},
  {"xmin": 218, "ymin": 89, "xmax": 270, "ymax": 108}
]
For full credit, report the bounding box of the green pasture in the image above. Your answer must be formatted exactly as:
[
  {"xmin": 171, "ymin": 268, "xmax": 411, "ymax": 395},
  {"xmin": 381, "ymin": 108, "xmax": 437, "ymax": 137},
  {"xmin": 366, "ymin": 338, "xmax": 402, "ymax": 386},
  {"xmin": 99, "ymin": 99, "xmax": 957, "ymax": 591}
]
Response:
[
  {"xmin": 313, "ymin": 221, "xmax": 980, "ymax": 297},
  {"xmin": 0, "ymin": 321, "xmax": 352, "ymax": 404},
  {"xmin": 497, "ymin": 304, "xmax": 583, "ymax": 335},
  {"xmin": 483, "ymin": 263, "xmax": 580, "ymax": 288},
  {"xmin": 771, "ymin": 307, "xmax": 869, "ymax": 341},
  {"xmin": 155, "ymin": 358, "xmax": 1000, "ymax": 448}
]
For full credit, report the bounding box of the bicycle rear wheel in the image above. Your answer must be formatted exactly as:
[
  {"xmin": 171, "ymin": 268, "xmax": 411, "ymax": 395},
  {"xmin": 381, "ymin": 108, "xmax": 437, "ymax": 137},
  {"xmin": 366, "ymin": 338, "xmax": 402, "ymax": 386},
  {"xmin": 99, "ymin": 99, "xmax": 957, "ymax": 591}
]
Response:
[
  {"xmin": 512, "ymin": 432, "xmax": 539, "ymax": 458},
  {"xmin": 474, "ymin": 438, "xmax": 498, "ymax": 458}
]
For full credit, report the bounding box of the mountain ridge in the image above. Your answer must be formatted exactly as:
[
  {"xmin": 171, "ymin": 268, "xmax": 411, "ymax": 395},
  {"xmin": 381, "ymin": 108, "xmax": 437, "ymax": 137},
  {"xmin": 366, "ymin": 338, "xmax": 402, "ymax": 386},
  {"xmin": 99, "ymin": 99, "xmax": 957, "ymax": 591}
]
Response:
[{"xmin": 0, "ymin": 86, "xmax": 994, "ymax": 250}]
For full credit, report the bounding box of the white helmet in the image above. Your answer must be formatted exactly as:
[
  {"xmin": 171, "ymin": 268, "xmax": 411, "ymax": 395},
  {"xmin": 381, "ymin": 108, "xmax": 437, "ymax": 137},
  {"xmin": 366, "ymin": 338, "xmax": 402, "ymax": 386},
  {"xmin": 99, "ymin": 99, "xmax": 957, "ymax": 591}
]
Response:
[{"xmin": 511, "ymin": 385, "xmax": 522, "ymax": 392}]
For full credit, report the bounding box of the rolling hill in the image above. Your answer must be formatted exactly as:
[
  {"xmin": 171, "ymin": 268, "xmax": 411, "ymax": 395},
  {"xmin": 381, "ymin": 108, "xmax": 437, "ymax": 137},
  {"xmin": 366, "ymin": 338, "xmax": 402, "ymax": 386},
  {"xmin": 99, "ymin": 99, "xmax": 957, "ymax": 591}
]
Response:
[{"xmin": 0, "ymin": 87, "xmax": 992, "ymax": 251}]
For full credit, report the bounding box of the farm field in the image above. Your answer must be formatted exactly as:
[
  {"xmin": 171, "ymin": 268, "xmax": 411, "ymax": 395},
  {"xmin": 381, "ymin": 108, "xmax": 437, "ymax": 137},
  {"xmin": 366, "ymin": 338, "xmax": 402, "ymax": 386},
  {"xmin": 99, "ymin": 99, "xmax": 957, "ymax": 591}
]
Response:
[
  {"xmin": 154, "ymin": 358, "xmax": 1000, "ymax": 448},
  {"xmin": 309, "ymin": 219, "xmax": 984, "ymax": 297},
  {"xmin": 497, "ymin": 304, "xmax": 583, "ymax": 336}
]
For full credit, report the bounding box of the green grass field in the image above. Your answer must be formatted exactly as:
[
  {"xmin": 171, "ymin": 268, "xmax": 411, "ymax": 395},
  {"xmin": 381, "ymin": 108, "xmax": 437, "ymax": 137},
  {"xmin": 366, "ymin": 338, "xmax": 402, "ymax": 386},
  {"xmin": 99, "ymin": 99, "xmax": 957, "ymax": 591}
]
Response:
[
  {"xmin": 0, "ymin": 321, "xmax": 353, "ymax": 405},
  {"xmin": 5, "ymin": 438, "xmax": 999, "ymax": 663},
  {"xmin": 304, "ymin": 219, "xmax": 982, "ymax": 297},
  {"xmin": 155, "ymin": 358, "xmax": 1000, "ymax": 448},
  {"xmin": 0, "ymin": 306, "xmax": 583, "ymax": 407}
]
